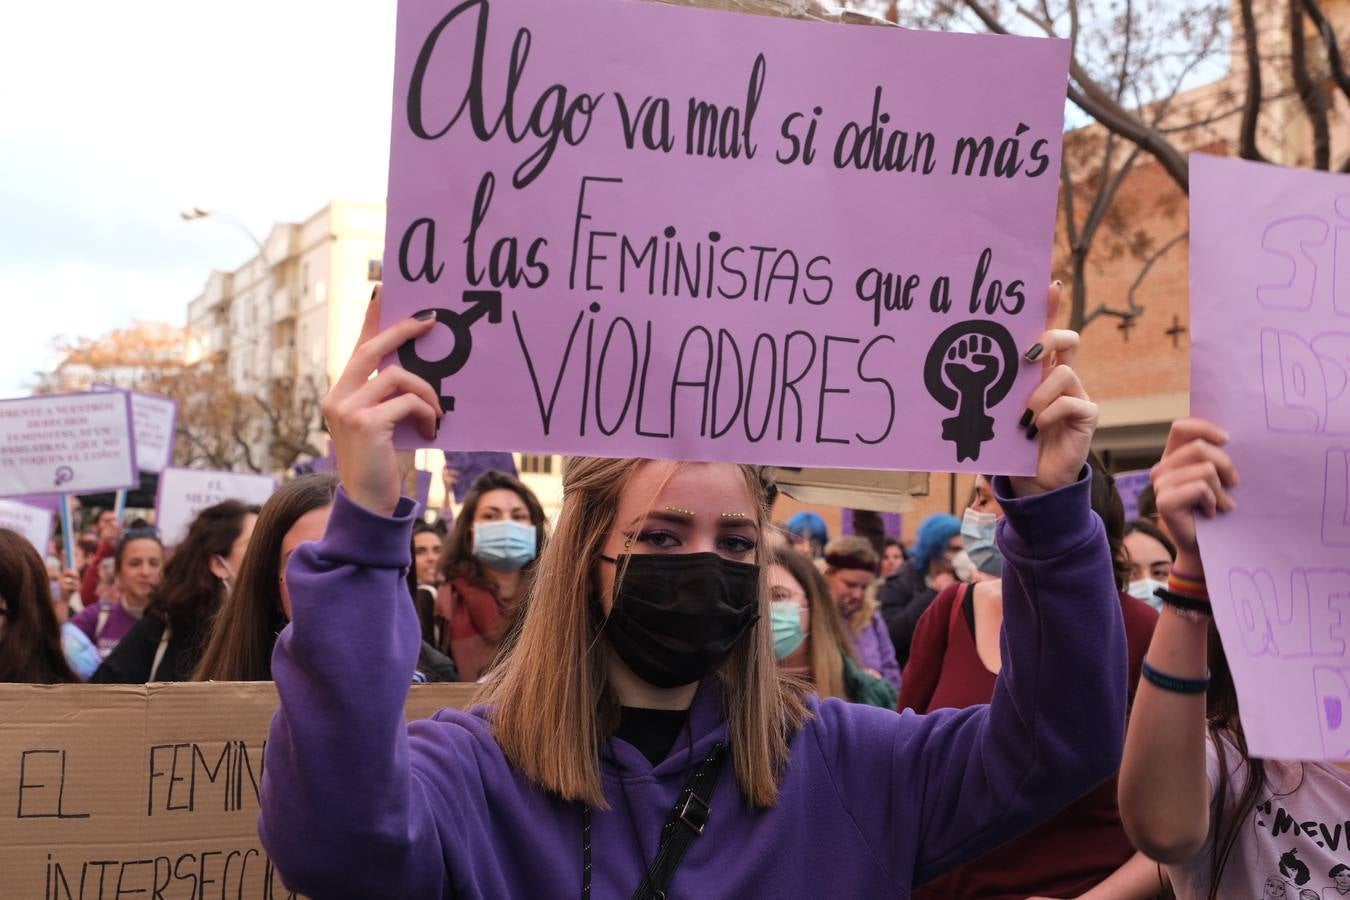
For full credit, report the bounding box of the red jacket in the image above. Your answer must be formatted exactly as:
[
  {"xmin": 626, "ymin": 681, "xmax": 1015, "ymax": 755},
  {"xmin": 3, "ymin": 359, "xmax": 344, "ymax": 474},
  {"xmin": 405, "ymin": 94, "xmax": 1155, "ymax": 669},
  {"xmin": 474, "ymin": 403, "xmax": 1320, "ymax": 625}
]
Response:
[{"xmin": 900, "ymin": 582, "xmax": 1158, "ymax": 900}]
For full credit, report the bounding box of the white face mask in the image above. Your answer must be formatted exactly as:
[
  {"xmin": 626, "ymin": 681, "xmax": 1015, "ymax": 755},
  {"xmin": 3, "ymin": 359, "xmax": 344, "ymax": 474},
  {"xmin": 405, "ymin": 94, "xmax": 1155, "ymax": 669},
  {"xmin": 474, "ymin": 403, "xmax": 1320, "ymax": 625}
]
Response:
[
  {"xmin": 951, "ymin": 550, "xmax": 976, "ymax": 583},
  {"xmin": 1127, "ymin": 578, "xmax": 1166, "ymax": 610}
]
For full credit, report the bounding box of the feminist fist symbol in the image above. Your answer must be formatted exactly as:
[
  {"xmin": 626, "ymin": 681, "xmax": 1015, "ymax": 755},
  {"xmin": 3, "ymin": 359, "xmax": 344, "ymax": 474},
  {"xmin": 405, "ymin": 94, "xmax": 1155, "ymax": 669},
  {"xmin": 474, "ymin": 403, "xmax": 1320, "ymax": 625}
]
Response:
[{"xmin": 923, "ymin": 321, "xmax": 1019, "ymax": 463}]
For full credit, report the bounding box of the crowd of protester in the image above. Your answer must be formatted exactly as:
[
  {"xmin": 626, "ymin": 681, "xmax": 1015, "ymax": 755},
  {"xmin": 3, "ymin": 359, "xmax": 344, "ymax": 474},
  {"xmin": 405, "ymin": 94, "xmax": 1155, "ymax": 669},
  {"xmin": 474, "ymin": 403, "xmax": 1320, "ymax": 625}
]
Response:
[{"xmin": 1, "ymin": 289, "xmax": 1339, "ymax": 899}]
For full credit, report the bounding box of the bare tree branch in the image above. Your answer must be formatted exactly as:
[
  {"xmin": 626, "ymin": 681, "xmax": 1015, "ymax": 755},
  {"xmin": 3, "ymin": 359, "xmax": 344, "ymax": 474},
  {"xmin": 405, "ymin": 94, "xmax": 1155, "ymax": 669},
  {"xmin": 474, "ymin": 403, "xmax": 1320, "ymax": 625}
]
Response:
[
  {"xmin": 1126, "ymin": 230, "xmax": 1188, "ymax": 311},
  {"xmin": 1289, "ymin": 0, "xmax": 1331, "ymax": 169},
  {"xmin": 1302, "ymin": 0, "xmax": 1350, "ymax": 104}
]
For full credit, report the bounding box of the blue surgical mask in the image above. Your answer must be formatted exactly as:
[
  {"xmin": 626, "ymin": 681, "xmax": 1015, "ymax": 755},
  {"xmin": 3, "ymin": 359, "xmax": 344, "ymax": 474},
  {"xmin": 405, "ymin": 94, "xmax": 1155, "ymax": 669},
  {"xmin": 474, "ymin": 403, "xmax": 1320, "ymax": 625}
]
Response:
[
  {"xmin": 770, "ymin": 600, "xmax": 806, "ymax": 660},
  {"xmin": 961, "ymin": 508, "xmax": 1003, "ymax": 576},
  {"xmin": 473, "ymin": 520, "xmax": 537, "ymax": 571},
  {"xmin": 1128, "ymin": 578, "xmax": 1166, "ymax": 611}
]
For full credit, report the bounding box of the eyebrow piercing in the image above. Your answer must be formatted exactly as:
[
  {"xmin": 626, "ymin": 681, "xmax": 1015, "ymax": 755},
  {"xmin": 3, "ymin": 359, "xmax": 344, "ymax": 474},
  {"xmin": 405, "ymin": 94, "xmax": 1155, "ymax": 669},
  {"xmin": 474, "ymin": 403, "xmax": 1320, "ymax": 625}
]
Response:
[{"xmin": 664, "ymin": 506, "xmax": 696, "ymax": 516}]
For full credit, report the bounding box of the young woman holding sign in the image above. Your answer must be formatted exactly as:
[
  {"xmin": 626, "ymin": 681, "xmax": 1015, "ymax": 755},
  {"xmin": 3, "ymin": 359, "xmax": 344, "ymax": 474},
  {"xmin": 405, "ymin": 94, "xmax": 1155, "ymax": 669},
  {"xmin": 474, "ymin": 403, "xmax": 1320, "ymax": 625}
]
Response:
[
  {"xmin": 259, "ymin": 287, "xmax": 1127, "ymax": 898},
  {"xmin": 1118, "ymin": 419, "xmax": 1350, "ymax": 900}
]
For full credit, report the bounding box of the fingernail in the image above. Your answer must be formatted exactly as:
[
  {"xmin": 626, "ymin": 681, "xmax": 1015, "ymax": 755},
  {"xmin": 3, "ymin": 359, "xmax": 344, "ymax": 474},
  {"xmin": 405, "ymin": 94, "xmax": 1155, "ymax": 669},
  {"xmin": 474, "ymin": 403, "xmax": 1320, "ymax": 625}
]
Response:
[
  {"xmin": 369, "ymin": 286, "xmax": 378, "ymax": 302},
  {"xmin": 433, "ymin": 416, "xmax": 442, "ymax": 439},
  {"xmin": 1026, "ymin": 424, "xmax": 1039, "ymax": 441},
  {"xmin": 1018, "ymin": 409, "xmax": 1034, "ymax": 428},
  {"xmin": 1024, "ymin": 343, "xmax": 1044, "ymax": 362},
  {"xmin": 413, "ymin": 309, "xmax": 435, "ymax": 322}
]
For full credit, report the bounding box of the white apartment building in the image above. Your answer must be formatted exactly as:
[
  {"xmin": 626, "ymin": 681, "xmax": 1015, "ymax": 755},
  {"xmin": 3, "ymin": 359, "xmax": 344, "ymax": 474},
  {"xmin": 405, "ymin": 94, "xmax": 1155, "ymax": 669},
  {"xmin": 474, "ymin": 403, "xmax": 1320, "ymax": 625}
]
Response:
[
  {"xmin": 185, "ymin": 200, "xmax": 562, "ymax": 518},
  {"xmin": 186, "ymin": 199, "xmax": 386, "ymax": 394}
]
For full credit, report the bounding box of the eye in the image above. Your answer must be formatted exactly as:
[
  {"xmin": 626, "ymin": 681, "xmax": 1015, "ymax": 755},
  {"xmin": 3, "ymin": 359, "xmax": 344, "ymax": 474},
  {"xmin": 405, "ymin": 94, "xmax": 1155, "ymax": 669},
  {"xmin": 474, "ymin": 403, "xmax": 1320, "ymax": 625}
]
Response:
[
  {"xmin": 717, "ymin": 534, "xmax": 757, "ymax": 556},
  {"xmin": 635, "ymin": 530, "xmax": 681, "ymax": 550}
]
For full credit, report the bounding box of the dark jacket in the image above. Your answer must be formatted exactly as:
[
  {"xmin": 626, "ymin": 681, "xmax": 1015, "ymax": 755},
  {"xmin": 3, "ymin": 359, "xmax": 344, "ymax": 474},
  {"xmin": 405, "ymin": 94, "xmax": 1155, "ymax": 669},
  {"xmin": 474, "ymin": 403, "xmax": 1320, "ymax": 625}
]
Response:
[
  {"xmin": 878, "ymin": 559, "xmax": 938, "ymax": 668},
  {"xmin": 90, "ymin": 614, "xmax": 204, "ymax": 683}
]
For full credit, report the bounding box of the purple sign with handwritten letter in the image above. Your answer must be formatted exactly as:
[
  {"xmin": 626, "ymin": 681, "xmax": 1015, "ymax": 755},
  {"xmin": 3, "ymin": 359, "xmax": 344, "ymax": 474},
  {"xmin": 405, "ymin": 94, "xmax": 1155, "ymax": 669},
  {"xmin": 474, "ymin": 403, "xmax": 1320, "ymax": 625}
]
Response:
[
  {"xmin": 0, "ymin": 392, "xmax": 137, "ymax": 497},
  {"xmin": 381, "ymin": 0, "xmax": 1069, "ymax": 473},
  {"xmin": 1191, "ymin": 154, "xmax": 1350, "ymax": 760}
]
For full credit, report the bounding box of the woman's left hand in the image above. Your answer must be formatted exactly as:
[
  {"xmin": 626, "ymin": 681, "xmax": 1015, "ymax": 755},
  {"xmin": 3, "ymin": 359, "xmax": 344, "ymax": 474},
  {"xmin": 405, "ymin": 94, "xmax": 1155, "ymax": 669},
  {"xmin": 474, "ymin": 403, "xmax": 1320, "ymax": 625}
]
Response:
[{"xmin": 1009, "ymin": 283, "xmax": 1098, "ymax": 498}]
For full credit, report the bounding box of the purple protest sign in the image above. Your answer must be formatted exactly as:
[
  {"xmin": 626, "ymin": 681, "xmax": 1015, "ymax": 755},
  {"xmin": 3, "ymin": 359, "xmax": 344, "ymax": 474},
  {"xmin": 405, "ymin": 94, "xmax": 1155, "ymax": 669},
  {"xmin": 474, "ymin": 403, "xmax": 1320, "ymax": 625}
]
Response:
[
  {"xmin": 0, "ymin": 392, "xmax": 137, "ymax": 497},
  {"xmin": 1191, "ymin": 154, "xmax": 1350, "ymax": 760},
  {"xmin": 444, "ymin": 451, "xmax": 519, "ymax": 503},
  {"xmin": 1113, "ymin": 469, "xmax": 1151, "ymax": 521},
  {"xmin": 381, "ymin": 0, "xmax": 1068, "ymax": 473}
]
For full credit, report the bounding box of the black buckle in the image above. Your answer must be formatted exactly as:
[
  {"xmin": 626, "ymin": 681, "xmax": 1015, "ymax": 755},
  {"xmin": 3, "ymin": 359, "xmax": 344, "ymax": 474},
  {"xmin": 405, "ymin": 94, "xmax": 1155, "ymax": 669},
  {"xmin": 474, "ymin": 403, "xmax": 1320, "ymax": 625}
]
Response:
[{"xmin": 676, "ymin": 790, "xmax": 710, "ymax": 834}]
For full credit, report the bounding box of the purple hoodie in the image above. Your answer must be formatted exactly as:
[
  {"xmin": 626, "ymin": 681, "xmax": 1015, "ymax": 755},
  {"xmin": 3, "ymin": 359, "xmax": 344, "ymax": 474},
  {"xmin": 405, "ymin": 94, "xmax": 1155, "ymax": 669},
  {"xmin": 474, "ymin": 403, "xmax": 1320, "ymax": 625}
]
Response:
[
  {"xmin": 849, "ymin": 608, "xmax": 903, "ymax": 689},
  {"xmin": 261, "ymin": 471, "xmax": 1126, "ymax": 898}
]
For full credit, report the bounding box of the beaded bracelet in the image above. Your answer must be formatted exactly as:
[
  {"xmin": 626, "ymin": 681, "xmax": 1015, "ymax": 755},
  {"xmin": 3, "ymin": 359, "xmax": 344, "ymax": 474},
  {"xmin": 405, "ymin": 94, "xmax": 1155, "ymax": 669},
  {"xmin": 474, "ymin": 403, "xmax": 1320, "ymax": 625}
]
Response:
[
  {"xmin": 1165, "ymin": 602, "xmax": 1211, "ymax": 624},
  {"xmin": 1141, "ymin": 658, "xmax": 1210, "ymax": 694}
]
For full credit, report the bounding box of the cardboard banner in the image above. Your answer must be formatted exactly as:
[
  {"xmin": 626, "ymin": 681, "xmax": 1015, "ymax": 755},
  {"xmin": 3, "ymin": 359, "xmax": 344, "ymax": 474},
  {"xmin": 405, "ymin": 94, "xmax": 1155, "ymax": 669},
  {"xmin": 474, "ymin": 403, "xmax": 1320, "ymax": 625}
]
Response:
[
  {"xmin": 381, "ymin": 0, "xmax": 1068, "ymax": 473},
  {"xmin": 91, "ymin": 385, "xmax": 179, "ymax": 474},
  {"xmin": 155, "ymin": 468, "xmax": 278, "ymax": 546},
  {"xmin": 0, "ymin": 392, "xmax": 137, "ymax": 497},
  {"xmin": 0, "ymin": 681, "xmax": 478, "ymax": 900},
  {"xmin": 0, "ymin": 498, "xmax": 54, "ymax": 556},
  {"xmin": 1191, "ymin": 154, "xmax": 1350, "ymax": 760}
]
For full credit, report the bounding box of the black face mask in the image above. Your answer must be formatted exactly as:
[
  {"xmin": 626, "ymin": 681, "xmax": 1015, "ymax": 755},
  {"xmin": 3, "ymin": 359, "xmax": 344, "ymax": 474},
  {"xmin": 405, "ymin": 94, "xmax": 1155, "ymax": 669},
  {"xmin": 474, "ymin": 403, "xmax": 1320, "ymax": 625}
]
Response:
[{"xmin": 595, "ymin": 552, "xmax": 761, "ymax": 689}]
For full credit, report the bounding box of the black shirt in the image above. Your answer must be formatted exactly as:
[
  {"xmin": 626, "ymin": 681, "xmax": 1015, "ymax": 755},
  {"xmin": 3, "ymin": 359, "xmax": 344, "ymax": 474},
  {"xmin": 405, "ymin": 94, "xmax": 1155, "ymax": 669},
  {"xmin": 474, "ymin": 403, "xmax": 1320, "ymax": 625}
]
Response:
[{"xmin": 615, "ymin": 706, "xmax": 689, "ymax": 766}]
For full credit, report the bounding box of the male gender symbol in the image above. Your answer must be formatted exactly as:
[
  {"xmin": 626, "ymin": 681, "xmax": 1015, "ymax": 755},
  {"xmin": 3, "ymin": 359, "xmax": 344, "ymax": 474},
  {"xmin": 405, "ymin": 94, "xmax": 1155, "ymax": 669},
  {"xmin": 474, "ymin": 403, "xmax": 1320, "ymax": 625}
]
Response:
[
  {"xmin": 923, "ymin": 321, "xmax": 1019, "ymax": 463},
  {"xmin": 397, "ymin": 290, "xmax": 503, "ymax": 414}
]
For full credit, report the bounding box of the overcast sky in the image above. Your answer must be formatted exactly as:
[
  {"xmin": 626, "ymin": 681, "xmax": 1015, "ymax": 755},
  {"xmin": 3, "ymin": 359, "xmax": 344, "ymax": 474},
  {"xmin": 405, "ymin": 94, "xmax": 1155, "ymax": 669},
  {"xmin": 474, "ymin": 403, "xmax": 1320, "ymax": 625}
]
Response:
[{"xmin": 0, "ymin": 2, "xmax": 396, "ymax": 397}]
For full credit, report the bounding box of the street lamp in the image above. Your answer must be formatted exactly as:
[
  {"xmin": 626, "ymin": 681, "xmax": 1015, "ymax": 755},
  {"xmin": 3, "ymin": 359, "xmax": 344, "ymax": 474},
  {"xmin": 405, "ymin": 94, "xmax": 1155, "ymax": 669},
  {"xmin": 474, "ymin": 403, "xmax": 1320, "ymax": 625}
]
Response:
[{"xmin": 180, "ymin": 207, "xmax": 275, "ymax": 384}]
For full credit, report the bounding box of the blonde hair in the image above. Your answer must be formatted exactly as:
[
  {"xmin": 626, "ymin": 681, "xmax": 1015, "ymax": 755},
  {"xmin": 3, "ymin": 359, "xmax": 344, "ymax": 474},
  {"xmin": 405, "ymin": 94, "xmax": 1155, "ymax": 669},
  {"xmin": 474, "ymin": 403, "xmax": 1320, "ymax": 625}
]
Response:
[
  {"xmin": 823, "ymin": 535, "xmax": 880, "ymax": 638},
  {"xmin": 479, "ymin": 457, "xmax": 810, "ymax": 809}
]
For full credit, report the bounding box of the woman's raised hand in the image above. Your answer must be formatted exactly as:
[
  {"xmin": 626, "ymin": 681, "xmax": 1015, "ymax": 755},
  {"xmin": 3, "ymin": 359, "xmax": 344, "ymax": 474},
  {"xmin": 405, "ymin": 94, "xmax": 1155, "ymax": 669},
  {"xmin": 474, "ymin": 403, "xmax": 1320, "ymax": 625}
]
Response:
[
  {"xmin": 1149, "ymin": 418, "xmax": 1238, "ymax": 572},
  {"xmin": 321, "ymin": 287, "xmax": 442, "ymax": 516},
  {"xmin": 1010, "ymin": 283, "xmax": 1098, "ymax": 497}
]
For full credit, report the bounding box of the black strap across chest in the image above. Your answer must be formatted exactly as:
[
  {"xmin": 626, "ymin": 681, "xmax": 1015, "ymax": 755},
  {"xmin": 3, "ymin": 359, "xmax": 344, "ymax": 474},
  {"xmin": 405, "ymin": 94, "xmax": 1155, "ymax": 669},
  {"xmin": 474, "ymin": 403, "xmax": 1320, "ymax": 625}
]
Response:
[{"xmin": 580, "ymin": 741, "xmax": 729, "ymax": 900}]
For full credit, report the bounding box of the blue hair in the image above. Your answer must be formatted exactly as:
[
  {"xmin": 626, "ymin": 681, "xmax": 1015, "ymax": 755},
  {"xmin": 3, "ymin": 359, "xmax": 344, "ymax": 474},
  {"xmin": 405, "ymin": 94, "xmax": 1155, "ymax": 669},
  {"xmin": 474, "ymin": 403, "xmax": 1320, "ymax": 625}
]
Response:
[
  {"xmin": 911, "ymin": 513, "xmax": 961, "ymax": 572},
  {"xmin": 784, "ymin": 511, "xmax": 829, "ymax": 546}
]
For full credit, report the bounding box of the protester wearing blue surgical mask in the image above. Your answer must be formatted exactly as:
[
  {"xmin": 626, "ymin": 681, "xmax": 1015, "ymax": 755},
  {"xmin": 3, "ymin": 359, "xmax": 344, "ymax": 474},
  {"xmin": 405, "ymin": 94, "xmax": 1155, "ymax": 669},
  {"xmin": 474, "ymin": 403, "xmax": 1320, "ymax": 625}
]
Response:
[
  {"xmin": 434, "ymin": 471, "xmax": 547, "ymax": 681},
  {"xmin": 899, "ymin": 463, "xmax": 1161, "ymax": 900}
]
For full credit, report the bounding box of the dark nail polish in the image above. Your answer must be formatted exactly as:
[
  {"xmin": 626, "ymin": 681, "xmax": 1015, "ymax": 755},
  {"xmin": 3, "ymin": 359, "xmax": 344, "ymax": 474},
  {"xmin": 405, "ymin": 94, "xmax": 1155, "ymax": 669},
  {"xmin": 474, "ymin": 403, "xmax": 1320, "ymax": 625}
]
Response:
[
  {"xmin": 1026, "ymin": 424, "xmax": 1039, "ymax": 441},
  {"xmin": 1018, "ymin": 409, "xmax": 1034, "ymax": 428},
  {"xmin": 433, "ymin": 420, "xmax": 440, "ymax": 439},
  {"xmin": 1024, "ymin": 343, "xmax": 1045, "ymax": 362},
  {"xmin": 369, "ymin": 286, "xmax": 378, "ymax": 302},
  {"xmin": 413, "ymin": 309, "xmax": 435, "ymax": 322}
]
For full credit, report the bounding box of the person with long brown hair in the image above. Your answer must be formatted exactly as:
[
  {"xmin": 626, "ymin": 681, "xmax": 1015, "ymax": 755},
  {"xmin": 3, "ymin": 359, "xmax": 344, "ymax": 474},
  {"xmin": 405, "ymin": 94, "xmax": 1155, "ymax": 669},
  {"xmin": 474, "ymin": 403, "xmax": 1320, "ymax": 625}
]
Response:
[
  {"xmin": 194, "ymin": 475, "xmax": 336, "ymax": 682},
  {"xmin": 1119, "ymin": 419, "xmax": 1344, "ymax": 900},
  {"xmin": 67, "ymin": 526, "xmax": 163, "ymax": 660},
  {"xmin": 0, "ymin": 529, "xmax": 78, "ymax": 684},
  {"xmin": 257, "ymin": 289, "xmax": 1129, "ymax": 898},
  {"xmin": 433, "ymin": 469, "xmax": 547, "ymax": 681},
  {"xmin": 769, "ymin": 546, "xmax": 896, "ymax": 708},
  {"xmin": 92, "ymin": 500, "xmax": 258, "ymax": 683}
]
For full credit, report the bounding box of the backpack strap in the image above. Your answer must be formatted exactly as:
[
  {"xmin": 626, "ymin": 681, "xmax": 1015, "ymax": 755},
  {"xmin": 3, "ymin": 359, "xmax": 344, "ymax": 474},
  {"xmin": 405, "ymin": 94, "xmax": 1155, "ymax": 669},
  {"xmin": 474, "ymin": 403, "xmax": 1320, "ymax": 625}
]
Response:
[
  {"xmin": 95, "ymin": 602, "xmax": 112, "ymax": 643},
  {"xmin": 148, "ymin": 622, "xmax": 172, "ymax": 682},
  {"xmin": 630, "ymin": 741, "xmax": 728, "ymax": 900}
]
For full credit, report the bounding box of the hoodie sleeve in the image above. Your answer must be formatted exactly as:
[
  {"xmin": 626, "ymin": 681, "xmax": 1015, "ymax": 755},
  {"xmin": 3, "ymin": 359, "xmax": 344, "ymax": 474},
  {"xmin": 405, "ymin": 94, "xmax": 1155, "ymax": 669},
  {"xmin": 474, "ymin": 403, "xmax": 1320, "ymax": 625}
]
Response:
[
  {"xmin": 815, "ymin": 468, "xmax": 1128, "ymax": 886},
  {"xmin": 259, "ymin": 487, "xmax": 449, "ymax": 898}
]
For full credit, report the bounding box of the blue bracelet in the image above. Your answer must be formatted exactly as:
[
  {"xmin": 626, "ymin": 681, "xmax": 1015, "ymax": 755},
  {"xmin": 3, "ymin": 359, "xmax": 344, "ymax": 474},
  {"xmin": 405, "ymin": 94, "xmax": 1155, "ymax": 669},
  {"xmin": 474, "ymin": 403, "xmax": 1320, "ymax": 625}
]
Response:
[{"xmin": 1141, "ymin": 658, "xmax": 1210, "ymax": 694}]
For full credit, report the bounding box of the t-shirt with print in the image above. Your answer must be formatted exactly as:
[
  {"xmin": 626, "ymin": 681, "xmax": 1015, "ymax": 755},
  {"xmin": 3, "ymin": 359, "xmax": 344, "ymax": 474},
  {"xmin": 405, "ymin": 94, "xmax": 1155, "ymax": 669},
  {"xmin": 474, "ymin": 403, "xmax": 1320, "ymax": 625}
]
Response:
[
  {"xmin": 1169, "ymin": 732, "xmax": 1350, "ymax": 900},
  {"xmin": 69, "ymin": 601, "xmax": 144, "ymax": 661}
]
